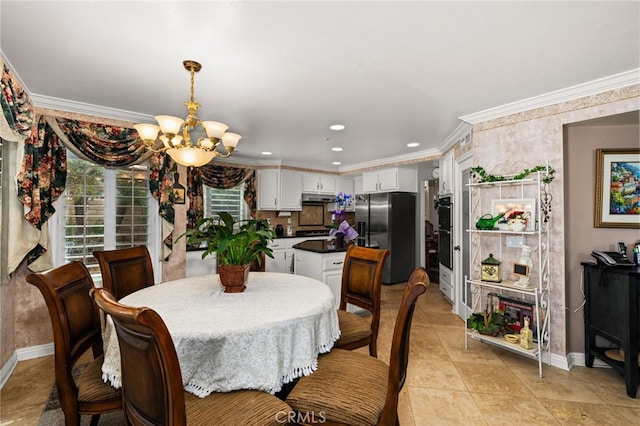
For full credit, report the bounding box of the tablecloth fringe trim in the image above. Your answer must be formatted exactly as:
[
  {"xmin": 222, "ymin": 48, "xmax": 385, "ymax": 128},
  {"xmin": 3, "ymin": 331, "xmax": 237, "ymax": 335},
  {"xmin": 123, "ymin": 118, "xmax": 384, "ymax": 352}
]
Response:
[
  {"xmin": 185, "ymin": 383, "xmax": 213, "ymax": 398},
  {"xmin": 103, "ymin": 372, "xmax": 121, "ymax": 389}
]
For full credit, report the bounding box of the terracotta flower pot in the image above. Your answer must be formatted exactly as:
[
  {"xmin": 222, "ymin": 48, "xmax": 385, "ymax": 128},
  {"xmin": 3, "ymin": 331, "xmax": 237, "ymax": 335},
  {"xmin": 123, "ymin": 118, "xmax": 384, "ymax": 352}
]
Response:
[{"xmin": 218, "ymin": 264, "xmax": 250, "ymax": 293}]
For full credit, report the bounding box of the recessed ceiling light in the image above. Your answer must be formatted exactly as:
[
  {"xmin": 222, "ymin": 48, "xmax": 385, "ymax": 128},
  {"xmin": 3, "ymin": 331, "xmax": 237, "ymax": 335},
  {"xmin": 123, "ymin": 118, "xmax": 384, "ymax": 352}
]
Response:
[
  {"xmin": 261, "ymin": 151, "xmax": 272, "ymax": 156},
  {"xmin": 329, "ymin": 124, "xmax": 345, "ymax": 131},
  {"xmin": 407, "ymin": 142, "xmax": 420, "ymax": 148},
  {"xmin": 332, "ymin": 161, "xmax": 342, "ymax": 165},
  {"xmin": 331, "ymin": 147, "xmax": 343, "ymax": 152}
]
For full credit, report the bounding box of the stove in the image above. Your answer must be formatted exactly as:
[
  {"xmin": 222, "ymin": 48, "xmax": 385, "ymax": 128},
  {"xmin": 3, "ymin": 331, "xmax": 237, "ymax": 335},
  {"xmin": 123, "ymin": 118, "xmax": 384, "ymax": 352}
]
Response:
[{"xmin": 295, "ymin": 230, "xmax": 330, "ymax": 237}]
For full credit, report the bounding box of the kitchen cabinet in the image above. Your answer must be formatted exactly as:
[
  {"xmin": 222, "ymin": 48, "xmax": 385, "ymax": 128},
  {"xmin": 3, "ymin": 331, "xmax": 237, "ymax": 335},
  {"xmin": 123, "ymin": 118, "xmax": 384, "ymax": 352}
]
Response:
[
  {"xmin": 265, "ymin": 240, "xmax": 287, "ymax": 273},
  {"xmin": 185, "ymin": 250, "xmax": 217, "ymax": 278},
  {"xmin": 294, "ymin": 249, "xmax": 345, "ymax": 309},
  {"xmin": 335, "ymin": 176, "xmax": 354, "ymax": 196},
  {"xmin": 583, "ymin": 263, "xmax": 639, "ymax": 398},
  {"xmin": 362, "ymin": 167, "xmax": 417, "ymax": 193},
  {"xmin": 302, "ymin": 173, "xmax": 336, "ymax": 194},
  {"xmin": 439, "ymin": 265, "xmax": 453, "ymax": 302},
  {"xmin": 439, "ymin": 150, "xmax": 454, "ymax": 195},
  {"xmin": 256, "ymin": 169, "xmax": 302, "ymax": 211},
  {"xmin": 463, "ymin": 168, "xmax": 552, "ymax": 377}
]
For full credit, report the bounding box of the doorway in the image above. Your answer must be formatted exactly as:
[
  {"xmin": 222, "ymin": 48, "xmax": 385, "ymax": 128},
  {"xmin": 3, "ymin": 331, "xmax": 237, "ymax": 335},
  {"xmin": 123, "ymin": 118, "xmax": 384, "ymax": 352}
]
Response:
[{"xmin": 454, "ymin": 155, "xmax": 473, "ymax": 319}]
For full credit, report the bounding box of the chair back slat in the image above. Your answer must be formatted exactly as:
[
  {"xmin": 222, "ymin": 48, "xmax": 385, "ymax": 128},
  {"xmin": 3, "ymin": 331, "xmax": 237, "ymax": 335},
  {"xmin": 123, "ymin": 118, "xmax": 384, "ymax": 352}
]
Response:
[{"xmin": 94, "ymin": 245, "xmax": 154, "ymax": 300}]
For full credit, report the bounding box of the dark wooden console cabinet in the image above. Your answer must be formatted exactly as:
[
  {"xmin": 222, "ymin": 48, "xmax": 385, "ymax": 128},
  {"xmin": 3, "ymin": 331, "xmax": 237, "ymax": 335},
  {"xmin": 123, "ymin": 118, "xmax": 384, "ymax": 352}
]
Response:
[{"xmin": 582, "ymin": 263, "xmax": 639, "ymax": 398}]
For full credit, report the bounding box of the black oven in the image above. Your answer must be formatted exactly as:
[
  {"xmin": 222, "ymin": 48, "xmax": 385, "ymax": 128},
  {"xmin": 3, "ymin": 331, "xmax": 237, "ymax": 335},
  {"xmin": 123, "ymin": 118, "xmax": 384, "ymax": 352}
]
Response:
[{"xmin": 437, "ymin": 196, "xmax": 452, "ymax": 270}]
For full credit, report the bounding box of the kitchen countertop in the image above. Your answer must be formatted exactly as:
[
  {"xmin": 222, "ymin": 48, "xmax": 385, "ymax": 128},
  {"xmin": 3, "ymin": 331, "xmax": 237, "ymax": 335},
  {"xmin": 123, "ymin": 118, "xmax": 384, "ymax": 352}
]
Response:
[{"xmin": 292, "ymin": 239, "xmax": 350, "ymax": 253}]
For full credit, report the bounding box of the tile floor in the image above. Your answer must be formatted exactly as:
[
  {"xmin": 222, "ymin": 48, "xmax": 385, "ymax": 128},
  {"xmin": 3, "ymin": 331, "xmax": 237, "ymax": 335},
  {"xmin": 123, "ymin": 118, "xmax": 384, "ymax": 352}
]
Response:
[{"xmin": 1, "ymin": 281, "xmax": 639, "ymax": 425}]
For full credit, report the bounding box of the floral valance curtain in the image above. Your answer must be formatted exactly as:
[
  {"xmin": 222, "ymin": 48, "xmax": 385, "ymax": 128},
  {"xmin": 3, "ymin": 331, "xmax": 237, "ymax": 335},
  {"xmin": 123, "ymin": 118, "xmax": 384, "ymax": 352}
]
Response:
[
  {"xmin": 49, "ymin": 117, "xmax": 150, "ymax": 167},
  {"xmin": 0, "ymin": 58, "xmax": 34, "ymax": 141},
  {"xmin": 186, "ymin": 165, "xmax": 257, "ymax": 229},
  {"xmin": 149, "ymin": 152, "xmax": 177, "ymax": 259}
]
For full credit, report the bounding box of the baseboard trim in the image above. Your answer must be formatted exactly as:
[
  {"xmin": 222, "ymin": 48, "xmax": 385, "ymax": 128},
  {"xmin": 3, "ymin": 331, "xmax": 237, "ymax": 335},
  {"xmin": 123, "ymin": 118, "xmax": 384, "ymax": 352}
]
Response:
[
  {"xmin": 0, "ymin": 352, "xmax": 18, "ymax": 390},
  {"xmin": 0, "ymin": 343, "xmax": 54, "ymax": 390},
  {"xmin": 567, "ymin": 351, "xmax": 611, "ymax": 369}
]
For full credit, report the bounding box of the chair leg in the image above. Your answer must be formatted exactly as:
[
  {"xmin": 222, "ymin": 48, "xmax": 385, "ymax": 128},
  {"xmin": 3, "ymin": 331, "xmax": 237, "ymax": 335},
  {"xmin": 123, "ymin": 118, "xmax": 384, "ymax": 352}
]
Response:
[
  {"xmin": 89, "ymin": 414, "xmax": 101, "ymax": 426},
  {"xmin": 369, "ymin": 340, "xmax": 377, "ymax": 358}
]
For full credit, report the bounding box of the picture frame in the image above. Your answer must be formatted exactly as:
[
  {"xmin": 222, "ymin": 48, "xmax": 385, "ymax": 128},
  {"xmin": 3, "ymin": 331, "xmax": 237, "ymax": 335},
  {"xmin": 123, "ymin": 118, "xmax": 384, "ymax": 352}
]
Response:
[
  {"xmin": 594, "ymin": 148, "xmax": 640, "ymax": 228},
  {"xmin": 513, "ymin": 262, "xmax": 530, "ymax": 278},
  {"xmin": 173, "ymin": 187, "xmax": 186, "ymax": 204},
  {"xmin": 491, "ymin": 198, "xmax": 536, "ymax": 231}
]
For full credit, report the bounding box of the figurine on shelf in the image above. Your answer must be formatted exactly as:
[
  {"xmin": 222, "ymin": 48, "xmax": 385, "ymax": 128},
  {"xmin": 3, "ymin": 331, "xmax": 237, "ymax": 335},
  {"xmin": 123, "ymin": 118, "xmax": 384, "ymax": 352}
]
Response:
[
  {"xmin": 519, "ymin": 316, "xmax": 534, "ymax": 350},
  {"xmin": 515, "ymin": 245, "xmax": 535, "ymax": 288}
]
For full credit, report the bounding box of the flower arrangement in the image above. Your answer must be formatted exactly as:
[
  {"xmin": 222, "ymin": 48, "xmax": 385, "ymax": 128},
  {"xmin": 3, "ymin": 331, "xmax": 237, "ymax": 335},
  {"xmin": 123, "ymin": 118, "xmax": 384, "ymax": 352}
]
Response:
[{"xmin": 326, "ymin": 192, "xmax": 358, "ymax": 242}]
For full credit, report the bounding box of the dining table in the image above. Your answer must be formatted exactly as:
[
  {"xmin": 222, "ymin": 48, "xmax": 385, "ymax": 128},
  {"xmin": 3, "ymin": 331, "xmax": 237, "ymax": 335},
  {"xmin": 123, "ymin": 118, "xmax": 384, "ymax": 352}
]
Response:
[{"xmin": 101, "ymin": 271, "xmax": 340, "ymax": 396}]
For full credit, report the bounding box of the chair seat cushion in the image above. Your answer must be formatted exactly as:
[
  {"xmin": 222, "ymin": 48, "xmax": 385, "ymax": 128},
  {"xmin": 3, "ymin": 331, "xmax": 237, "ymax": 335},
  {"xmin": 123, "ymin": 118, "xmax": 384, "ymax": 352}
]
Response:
[
  {"xmin": 286, "ymin": 349, "xmax": 388, "ymax": 426},
  {"xmin": 76, "ymin": 355, "xmax": 121, "ymax": 404},
  {"xmin": 335, "ymin": 309, "xmax": 372, "ymax": 347},
  {"xmin": 185, "ymin": 389, "xmax": 293, "ymax": 426}
]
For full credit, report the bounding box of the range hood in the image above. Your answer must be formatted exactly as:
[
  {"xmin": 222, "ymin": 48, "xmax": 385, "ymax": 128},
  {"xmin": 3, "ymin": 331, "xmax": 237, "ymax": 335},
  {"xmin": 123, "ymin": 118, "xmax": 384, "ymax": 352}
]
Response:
[{"xmin": 301, "ymin": 193, "xmax": 335, "ymax": 203}]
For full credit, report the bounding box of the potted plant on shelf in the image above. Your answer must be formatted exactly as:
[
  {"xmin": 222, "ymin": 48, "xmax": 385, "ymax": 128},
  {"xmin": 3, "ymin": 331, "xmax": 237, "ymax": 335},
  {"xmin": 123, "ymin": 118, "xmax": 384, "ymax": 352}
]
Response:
[{"xmin": 177, "ymin": 212, "xmax": 276, "ymax": 293}]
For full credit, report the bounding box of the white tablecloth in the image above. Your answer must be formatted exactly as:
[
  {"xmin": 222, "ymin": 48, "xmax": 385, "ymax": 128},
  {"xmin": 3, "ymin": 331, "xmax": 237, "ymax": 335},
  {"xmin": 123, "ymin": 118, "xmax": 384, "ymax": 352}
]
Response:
[{"xmin": 102, "ymin": 272, "xmax": 340, "ymax": 396}]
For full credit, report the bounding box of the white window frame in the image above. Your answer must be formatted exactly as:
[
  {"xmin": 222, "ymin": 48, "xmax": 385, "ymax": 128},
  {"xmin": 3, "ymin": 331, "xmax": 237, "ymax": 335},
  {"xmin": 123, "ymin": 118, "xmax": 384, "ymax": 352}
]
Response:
[
  {"xmin": 51, "ymin": 158, "xmax": 162, "ymax": 284},
  {"xmin": 203, "ymin": 183, "xmax": 248, "ymax": 222}
]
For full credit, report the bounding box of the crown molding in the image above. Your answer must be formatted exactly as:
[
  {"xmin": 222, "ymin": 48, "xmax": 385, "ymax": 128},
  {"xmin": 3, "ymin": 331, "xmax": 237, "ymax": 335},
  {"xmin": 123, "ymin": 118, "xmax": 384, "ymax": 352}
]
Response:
[
  {"xmin": 460, "ymin": 68, "xmax": 640, "ymax": 124},
  {"xmin": 339, "ymin": 147, "xmax": 441, "ymax": 174},
  {"xmin": 438, "ymin": 122, "xmax": 472, "ymax": 152},
  {"xmin": 30, "ymin": 94, "xmax": 153, "ymax": 123}
]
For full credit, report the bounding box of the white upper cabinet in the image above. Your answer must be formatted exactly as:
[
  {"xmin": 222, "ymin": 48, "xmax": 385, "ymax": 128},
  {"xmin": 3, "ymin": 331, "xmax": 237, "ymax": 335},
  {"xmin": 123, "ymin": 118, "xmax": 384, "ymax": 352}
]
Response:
[
  {"xmin": 280, "ymin": 170, "xmax": 303, "ymax": 210},
  {"xmin": 257, "ymin": 169, "xmax": 302, "ymax": 211},
  {"xmin": 439, "ymin": 150, "xmax": 454, "ymax": 195},
  {"xmin": 257, "ymin": 169, "xmax": 279, "ymax": 210},
  {"xmin": 362, "ymin": 167, "xmax": 418, "ymax": 193},
  {"xmin": 335, "ymin": 176, "xmax": 354, "ymax": 196},
  {"xmin": 302, "ymin": 173, "xmax": 336, "ymax": 194}
]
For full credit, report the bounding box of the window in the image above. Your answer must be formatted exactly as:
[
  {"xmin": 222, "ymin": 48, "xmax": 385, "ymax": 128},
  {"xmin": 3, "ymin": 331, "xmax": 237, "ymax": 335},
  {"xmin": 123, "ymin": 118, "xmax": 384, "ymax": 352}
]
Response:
[
  {"xmin": 203, "ymin": 184, "xmax": 246, "ymax": 222},
  {"xmin": 53, "ymin": 154, "xmax": 157, "ymax": 282}
]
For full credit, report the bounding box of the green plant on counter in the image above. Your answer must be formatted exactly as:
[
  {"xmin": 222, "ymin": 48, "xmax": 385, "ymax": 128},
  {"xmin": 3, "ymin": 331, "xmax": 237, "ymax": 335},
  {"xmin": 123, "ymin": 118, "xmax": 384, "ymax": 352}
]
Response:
[
  {"xmin": 471, "ymin": 165, "xmax": 555, "ymax": 184},
  {"xmin": 467, "ymin": 309, "xmax": 506, "ymax": 336}
]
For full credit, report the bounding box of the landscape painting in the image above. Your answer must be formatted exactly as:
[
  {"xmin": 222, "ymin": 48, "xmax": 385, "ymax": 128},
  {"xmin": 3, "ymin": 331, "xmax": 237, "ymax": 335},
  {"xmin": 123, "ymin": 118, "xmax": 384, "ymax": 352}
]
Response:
[{"xmin": 594, "ymin": 148, "xmax": 640, "ymax": 228}]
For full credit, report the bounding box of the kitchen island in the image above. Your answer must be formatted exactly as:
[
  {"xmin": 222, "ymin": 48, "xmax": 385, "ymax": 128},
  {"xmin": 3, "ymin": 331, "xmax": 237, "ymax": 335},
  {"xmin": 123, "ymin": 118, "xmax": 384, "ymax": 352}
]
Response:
[{"xmin": 293, "ymin": 240, "xmax": 355, "ymax": 311}]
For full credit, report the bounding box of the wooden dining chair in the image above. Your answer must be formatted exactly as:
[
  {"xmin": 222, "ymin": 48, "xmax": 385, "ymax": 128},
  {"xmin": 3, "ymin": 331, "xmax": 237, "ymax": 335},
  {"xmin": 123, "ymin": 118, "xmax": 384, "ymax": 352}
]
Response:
[
  {"xmin": 26, "ymin": 262, "xmax": 122, "ymax": 426},
  {"xmin": 334, "ymin": 245, "xmax": 390, "ymax": 357},
  {"xmin": 93, "ymin": 245, "xmax": 154, "ymax": 300},
  {"xmin": 286, "ymin": 267, "xmax": 429, "ymax": 426},
  {"xmin": 90, "ymin": 287, "xmax": 294, "ymax": 426}
]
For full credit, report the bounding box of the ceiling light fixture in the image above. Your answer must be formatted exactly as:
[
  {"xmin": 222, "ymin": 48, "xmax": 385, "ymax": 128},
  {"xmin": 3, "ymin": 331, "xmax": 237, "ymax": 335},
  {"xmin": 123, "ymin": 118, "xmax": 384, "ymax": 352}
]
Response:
[
  {"xmin": 134, "ymin": 60, "xmax": 241, "ymax": 167},
  {"xmin": 331, "ymin": 147, "xmax": 343, "ymax": 152},
  {"xmin": 261, "ymin": 151, "xmax": 273, "ymax": 156},
  {"xmin": 407, "ymin": 142, "xmax": 420, "ymax": 148},
  {"xmin": 329, "ymin": 124, "xmax": 345, "ymax": 131},
  {"xmin": 332, "ymin": 161, "xmax": 342, "ymax": 165}
]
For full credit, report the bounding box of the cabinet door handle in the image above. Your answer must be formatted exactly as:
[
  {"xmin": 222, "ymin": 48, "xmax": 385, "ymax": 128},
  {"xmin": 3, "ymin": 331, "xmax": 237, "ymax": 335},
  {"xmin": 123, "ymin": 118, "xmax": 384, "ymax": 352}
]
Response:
[
  {"xmin": 333, "ymin": 261, "xmax": 343, "ymax": 265},
  {"xmin": 274, "ymin": 197, "xmax": 277, "ymax": 205}
]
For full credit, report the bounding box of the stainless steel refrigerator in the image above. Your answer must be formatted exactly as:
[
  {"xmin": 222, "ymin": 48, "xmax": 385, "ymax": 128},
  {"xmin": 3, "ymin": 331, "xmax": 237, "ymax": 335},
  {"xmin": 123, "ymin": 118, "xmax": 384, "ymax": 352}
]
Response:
[{"xmin": 355, "ymin": 192, "xmax": 416, "ymax": 284}]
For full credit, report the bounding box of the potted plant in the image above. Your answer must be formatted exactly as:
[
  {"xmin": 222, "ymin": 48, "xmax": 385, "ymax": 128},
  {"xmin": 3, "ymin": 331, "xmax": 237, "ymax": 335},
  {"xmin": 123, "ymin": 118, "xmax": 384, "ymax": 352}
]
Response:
[{"xmin": 177, "ymin": 212, "xmax": 276, "ymax": 293}]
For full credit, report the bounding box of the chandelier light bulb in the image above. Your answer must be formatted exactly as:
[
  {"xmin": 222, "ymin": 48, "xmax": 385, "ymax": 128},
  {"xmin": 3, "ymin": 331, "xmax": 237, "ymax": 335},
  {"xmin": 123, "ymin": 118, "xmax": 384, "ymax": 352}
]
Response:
[{"xmin": 134, "ymin": 60, "xmax": 241, "ymax": 167}]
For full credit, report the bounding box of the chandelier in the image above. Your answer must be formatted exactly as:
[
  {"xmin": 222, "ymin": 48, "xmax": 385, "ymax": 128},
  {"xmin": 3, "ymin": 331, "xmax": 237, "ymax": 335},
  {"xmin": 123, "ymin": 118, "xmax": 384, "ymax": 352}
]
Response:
[{"xmin": 134, "ymin": 60, "xmax": 241, "ymax": 167}]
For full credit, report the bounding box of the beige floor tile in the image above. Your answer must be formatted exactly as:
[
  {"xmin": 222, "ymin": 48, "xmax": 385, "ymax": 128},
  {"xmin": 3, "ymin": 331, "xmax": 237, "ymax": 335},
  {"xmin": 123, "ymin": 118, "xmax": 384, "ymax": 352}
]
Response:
[
  {"xmin": 405, "ymin": 358, "xmax": 467, "ymax": 391},
  {"xmin": 397, "ymin": 387, "xmax": 416, "ymax": 426},
  {"xmin": 568, "ymin": 365, "xmax": 640, "ymax": 408},
  {"xmin": 408, "ymin": 387, "xmax": 487, "ymax": 425},
  {"xmin": 513, "ymin": 365, "xmax": 605, "ymax": 404},
  {"xmin": 409, "ymin": 324, "xmax": 451, "ymax": 362},
  {"xmin": 454, "ymin": 362, "xmax": 533, "ymax": 397},
  {"xmin": 435, "ymin": 326, "xmax": 506, "ymax": 365},
  {"xmin": 472, "ymin": 393, "xmax": 560, "ymax": 425},
  {"xmin": 541, "ymin": 399, "xmax": 640, "ymax": 425}
]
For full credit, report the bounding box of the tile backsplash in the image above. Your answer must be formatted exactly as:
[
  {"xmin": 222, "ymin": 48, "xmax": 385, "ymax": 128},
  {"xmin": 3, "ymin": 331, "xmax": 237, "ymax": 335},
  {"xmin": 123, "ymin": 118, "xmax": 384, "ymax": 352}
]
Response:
[{"xmin": 255, "ymin": 204, "xmax": 354, "ymax": 235}]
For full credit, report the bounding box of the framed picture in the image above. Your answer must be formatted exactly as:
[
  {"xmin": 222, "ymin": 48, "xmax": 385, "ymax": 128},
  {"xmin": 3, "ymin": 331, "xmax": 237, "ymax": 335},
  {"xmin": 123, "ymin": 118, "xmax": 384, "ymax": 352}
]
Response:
[
  {"xmin": 491, "ymin": 198, "xmax": 536, "ymax": 231},
  {"xmin": 513, "ymin": 262, "xmax": 530, "ymax": 278},
  {"xmin": 173, "ymin": 187, "xmax": 186, "ymax": 204},
  {"xmin": 594, "ymin": 148, "xmax": 640, "ymax": 228}
]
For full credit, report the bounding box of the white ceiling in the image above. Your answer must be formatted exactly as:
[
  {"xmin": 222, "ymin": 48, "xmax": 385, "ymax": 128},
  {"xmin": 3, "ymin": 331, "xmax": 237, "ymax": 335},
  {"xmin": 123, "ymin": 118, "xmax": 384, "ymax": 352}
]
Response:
[{"xmin": 1, "ymin": 1, "xmax": 639, "ymax": 171}]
